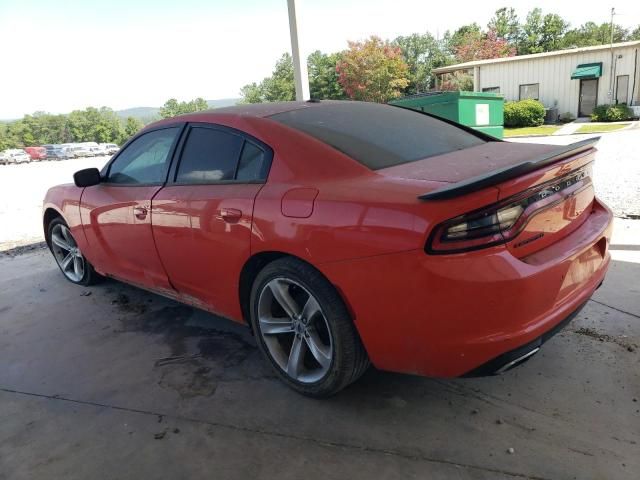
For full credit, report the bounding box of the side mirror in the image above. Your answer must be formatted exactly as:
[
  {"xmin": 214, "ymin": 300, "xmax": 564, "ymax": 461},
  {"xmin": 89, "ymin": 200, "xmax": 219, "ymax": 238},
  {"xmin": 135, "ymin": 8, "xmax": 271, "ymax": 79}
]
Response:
[{"xmin": 74, "ymin": 168, "xmax": 101, "ymax": 187}]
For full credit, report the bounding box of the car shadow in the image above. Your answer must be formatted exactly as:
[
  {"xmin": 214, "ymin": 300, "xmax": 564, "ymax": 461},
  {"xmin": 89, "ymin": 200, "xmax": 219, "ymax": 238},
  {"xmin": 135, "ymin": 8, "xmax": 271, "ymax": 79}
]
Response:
[{"xmin": 98, "ymin": 254, "xmax": 639, "ymax": 408}]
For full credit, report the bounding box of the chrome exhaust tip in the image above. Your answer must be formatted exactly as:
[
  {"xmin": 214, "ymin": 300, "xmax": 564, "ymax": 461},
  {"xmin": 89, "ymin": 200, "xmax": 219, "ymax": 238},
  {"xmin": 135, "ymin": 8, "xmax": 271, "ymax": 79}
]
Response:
[{"xmin": 495, "ymin": 347, "xmax": 540, "ymax": 375}]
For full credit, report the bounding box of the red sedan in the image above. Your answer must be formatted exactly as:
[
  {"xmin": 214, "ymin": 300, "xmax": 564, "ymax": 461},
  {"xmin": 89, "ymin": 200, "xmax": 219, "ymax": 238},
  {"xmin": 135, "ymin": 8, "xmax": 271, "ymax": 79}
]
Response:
[{"xmin": 43, "ymin": 101, "xmax": 612, "ymax": 396}]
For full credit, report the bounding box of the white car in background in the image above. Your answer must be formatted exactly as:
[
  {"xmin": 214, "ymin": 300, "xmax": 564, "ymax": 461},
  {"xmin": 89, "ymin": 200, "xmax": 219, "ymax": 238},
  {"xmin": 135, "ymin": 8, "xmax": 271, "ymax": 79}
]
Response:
[
  {"xmin": 2, "ymin": 149, "xmax": 31, "ymax": 164},
  {"xmin": 88, "ymin": 146, "xmax": 106, "ymax": 156},
  {"xmin": 70, "ymin": 145, "xmax": 92, "ymax": 157},
  {"xmin": 59, "ymin": 144, "xmax": 77, "ymax": 158},
  {"xmin": 99, "ymin": 143, "xmax": 120, "ymax": 155}
]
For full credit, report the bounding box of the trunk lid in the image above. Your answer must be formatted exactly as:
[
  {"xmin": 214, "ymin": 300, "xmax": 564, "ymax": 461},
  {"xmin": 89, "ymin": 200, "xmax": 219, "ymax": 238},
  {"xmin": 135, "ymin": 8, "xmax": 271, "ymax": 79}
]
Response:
[{"xmin": 377, "ymin": 142, "xmax": 563, "ymax": 184}]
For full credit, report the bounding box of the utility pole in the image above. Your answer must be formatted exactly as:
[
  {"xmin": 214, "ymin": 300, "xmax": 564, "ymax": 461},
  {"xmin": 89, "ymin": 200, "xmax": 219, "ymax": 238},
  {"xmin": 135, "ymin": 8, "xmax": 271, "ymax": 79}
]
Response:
[
  {"xmin": 608, "ymin": 7, "xmax": 616, "ymax": 99},
  {"xmin": 287, "ymin": 0, "xmax": 310, "ymax": 101}
]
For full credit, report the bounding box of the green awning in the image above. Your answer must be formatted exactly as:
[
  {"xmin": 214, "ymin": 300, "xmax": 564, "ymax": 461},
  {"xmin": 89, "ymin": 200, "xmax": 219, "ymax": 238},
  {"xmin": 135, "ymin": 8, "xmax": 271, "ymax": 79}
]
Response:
[{"xmin": 571, "ymin": 62, "xmax": 602, "ymax": 79}]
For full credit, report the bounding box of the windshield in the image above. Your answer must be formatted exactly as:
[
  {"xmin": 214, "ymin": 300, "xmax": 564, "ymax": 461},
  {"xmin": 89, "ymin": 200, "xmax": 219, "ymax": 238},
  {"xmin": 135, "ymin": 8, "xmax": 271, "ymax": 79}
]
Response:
[{"xmin": 269, "ymin": 101, "xmax": 487, "ymax": 170}]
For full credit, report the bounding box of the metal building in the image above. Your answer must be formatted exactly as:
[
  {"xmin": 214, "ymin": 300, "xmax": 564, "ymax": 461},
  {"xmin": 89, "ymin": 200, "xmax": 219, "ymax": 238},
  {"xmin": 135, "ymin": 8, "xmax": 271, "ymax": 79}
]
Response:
[{"xmin": 433, "ymin": 41, "xmax": 640, "ymax": 118}]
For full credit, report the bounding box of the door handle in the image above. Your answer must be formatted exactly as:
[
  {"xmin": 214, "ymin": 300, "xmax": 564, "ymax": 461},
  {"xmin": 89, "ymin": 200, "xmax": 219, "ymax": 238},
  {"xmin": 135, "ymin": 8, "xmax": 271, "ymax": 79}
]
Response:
[
  {"xmin": 134, "ymin": 206, "xmax": 148, "ymax": 220},
  {"xmin": 219, "ymin": 208, "xmax": 242, "ymax": 223}
]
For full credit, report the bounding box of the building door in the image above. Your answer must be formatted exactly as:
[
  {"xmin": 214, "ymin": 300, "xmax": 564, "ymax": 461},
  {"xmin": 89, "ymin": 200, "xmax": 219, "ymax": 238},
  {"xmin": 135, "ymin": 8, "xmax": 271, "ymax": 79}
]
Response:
[
  {"xmin": 616, "ymin": 75, "xmax": 629, "ymax": 104},
  {"xmin": 579, "ymin": 79, "xmax": 598, "ymax": 117}
]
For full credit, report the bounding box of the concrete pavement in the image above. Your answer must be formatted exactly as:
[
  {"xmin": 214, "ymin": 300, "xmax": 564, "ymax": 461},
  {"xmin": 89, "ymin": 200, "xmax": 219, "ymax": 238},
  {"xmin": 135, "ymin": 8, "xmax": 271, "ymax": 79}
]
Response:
[{"xmin": 0, "ymin": 219, "xmax": 639, "ymax": 480}]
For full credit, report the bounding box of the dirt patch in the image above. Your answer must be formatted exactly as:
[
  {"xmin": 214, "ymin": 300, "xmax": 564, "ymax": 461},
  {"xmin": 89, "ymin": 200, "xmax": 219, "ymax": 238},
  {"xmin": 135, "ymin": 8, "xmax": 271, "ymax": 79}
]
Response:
[
  {"xmin": 109, "ymin": 289, "xmax": 273, "ymax": 397},
  {"xmin": 573, "ymin": 327, "xmax": 638, "ymax": 352},
  {"xmin": 111, "ymin": 292, "xmax": 148, "ymax": 315}
]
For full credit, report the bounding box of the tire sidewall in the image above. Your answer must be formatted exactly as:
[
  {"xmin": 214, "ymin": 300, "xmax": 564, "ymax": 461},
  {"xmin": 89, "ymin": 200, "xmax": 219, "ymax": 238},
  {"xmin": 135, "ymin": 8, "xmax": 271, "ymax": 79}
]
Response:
[
  {"xmin": 249, "ymin": 260, "xmax": 353, "ymax": 397},
  {"xmin": 47, "ymin": 217, "xmax": 93, "ymax": 286}
]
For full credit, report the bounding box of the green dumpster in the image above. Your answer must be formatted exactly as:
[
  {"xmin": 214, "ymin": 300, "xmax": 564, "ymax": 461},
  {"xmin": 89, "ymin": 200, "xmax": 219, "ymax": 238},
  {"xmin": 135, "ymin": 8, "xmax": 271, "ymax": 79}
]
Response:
[{"xmin": 389, "ymin": 91, "xmax": 504, "ymax": 139}]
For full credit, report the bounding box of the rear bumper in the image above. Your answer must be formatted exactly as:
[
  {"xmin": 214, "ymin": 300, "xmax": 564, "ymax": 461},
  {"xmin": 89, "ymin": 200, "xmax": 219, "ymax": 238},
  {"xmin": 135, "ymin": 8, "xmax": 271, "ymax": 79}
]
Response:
[
  {"xmin": 320, "ymin": 198, "xmax": 613, "ymax": 377},
  {"xmin": 462, "ymin": 299, "xmax": 590, "ymax": 377}
]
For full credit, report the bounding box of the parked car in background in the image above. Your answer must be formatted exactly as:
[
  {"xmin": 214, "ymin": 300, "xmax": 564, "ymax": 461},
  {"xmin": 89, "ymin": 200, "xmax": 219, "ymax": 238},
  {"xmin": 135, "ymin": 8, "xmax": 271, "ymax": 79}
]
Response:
[
  {"xmin": 61, "ymin": 146, "xmax": 77, "ymax": 159},
  {"xmin": 70, "ymin": 145, "xmax": 92, "ymax": 157},
  {"xmin": 44, "ymin": 145, "xmax": 73, "ymax": 161},
  {"xmin": 3, "ymin": 149, "xmax": 31, "ymax": 164},
  {"xmin": 99, "ymin": 143, "xmax": 120, "ymax": 155},
  {"xmin": 88, "ymin": 146, "xmax": 106, "ymax": 156},
  {"xmin": 0, "ymin": 151, "xmax": 9, "ymax": 165},
  {"xmin": 24, "ymin": 146, "xmax": 47, "ymax": 161},
  {"xmin": 59, "ymin": 144, "xmax": 77, "ymax": 157}
]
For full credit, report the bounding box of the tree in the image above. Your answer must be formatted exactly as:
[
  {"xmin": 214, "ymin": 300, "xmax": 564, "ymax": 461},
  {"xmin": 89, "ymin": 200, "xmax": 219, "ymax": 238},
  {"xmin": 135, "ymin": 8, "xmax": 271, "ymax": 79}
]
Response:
[
  {"xmin": 261, "ymin": 53, "xmax": 296, "ymax": 102},
  {"xmin": 439, "ymin": 71, "xmax": 474, "ymax": 91},
  {"xmin": 66, "ymin": 107, "xmax": 124, "ymax": 143},
  {"xmin": 540, "ymin": 13, "xmax": 569, "ymax": 52},
  {"xmin": 337, "ymin": 36, "xmax": 409, "ymax": 103},
  {"xmin": 308, "ymin": 51, "xmax": 345, "ymax": 100},
  {"xmin": 630, "ymin": 25, "xmax": 640, "ymax": 40},
  {"xmin": 122, "ymin": 116, "xmax": 144, "ymax": 143},
  {"xmin": 159, "ymin": 97, "xmax": 209, "ymax": 118},
  {"xmin": 562, "ymin": 22, "xmax": 629, "ymax": 48},
  {"xmin": 445, "ymin": 23, "xmax": 483, "ymax": 55},
  {"xmin": 393, "ymin": 33, "xmax": 450, "ymax": 93},
  {"xmin": 455, "ymin": 30, "xmax": 516, "ymax": 62},
  {"xmin": 519, "ymin": 8, "xmax": 544, "ymax": 54},
  {"xmin": 488, "ymin": 8, "xmax": 520, "ymax": 45},
  {"xmin": 518, "ymin": 9, "xmax": 568, "ymax": 54},
  {"xmin": 239, "ymin": 82, "xmax": 264, "ymax": 104},
  {"xmin": 0, "ymin": 122, "xmax": 19, "ymax": 150},
  {"xmin": 239, "ymin": 53, "xmax": 295, "ymax": 104},
  {"xmin": 0, "ymin": 108, "xmax": 147, "ymax": 148}
]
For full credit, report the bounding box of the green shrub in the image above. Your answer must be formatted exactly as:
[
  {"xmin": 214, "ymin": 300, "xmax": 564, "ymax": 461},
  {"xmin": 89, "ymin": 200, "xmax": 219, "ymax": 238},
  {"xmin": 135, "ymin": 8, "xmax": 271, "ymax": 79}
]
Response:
[
  {"xmin": 590, "ymin": 104, "xmax": 633, "ymax": 122},
  {"xmin": 504, "ymin": 99, "xmax": 546, "ymax": 127}
]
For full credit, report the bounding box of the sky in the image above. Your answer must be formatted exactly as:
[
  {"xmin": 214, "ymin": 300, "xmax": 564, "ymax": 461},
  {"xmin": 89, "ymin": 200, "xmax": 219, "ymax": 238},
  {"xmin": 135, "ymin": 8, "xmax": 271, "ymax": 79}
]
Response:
[{"xmin": 0, "ymin": 0, "xmax": 639, "ymax": 119}]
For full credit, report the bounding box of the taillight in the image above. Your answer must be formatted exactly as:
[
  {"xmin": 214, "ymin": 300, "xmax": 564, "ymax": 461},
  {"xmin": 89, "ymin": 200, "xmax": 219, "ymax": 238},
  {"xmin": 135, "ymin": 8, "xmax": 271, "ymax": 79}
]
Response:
[{"xmin": 426, "ymin": 167, "xmax": 590, "ymax": 254}]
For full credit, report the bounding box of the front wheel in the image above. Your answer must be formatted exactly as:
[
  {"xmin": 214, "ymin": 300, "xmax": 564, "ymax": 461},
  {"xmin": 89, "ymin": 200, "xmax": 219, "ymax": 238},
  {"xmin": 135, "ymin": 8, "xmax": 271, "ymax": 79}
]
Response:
[
  {"xmin": 48, "ymin": 218, "xmax": 102, "ymax": 286},
  {"xmin": 250, "ymin": 257, "xmax": 369, "ymax": 397}
]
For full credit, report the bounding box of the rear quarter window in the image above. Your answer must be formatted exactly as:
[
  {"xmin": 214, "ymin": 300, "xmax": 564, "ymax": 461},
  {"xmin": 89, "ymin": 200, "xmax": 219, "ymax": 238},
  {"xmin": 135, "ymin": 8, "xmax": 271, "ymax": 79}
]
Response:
[{"xmin": 269, "ymin": 101, "xmax": 487, "ymax": 170}]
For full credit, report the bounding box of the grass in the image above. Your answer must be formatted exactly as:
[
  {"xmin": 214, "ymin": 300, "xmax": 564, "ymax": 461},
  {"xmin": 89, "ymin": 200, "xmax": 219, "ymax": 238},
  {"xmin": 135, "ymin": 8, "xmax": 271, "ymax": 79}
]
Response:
[
  {"xmin": 576, "ymin": 123, "xmax": 630, "ymax": 134},
  {"xmin": 504, "ymin": 125, "xmax": 561, "ymax": 137}
]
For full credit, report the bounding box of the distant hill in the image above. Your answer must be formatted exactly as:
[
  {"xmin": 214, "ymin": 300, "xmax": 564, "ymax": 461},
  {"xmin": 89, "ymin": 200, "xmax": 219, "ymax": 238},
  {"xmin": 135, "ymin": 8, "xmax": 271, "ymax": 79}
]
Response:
[
  {"xmin": 0, "ymin": 98, "xmax": 242, "ymax": 124},
  {"xmin": 115, "ymin": 106, "xmax": 160, "ymax": 123},
  {"xmin": 206, "ymin": 98, "xmax": 241, "ymax": 108},
  {"xmin": 115, "ymin": 98, "xmax": 241, "ymax": 124}
]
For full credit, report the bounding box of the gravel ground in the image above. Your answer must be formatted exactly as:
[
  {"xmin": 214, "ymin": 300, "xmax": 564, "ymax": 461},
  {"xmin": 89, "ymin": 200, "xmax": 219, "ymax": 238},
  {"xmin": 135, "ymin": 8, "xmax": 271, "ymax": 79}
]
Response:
[
  {"xmin": 0, "ymin": 156, "xmax": 109, "ymax": 250},
  {"xmin": 0, "ymin": 130, "xmax": 638, "ymax": 251},
  {"xmin": 508, "ymin": 128, "xmax": 640, "ymax": 219}
]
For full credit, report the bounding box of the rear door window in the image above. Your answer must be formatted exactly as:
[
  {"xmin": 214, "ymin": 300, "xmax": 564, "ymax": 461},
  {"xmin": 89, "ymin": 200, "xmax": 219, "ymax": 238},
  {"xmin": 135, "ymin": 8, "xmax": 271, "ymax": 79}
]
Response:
[
  {"xmin": 236, "ymin": 141, "xmax": 266, "ymax": 182},
  {"xmin": 176, "ymin": 127, "xmax": 243, "ymax": 183},
  {"xmin": 175, "ymin": 126, "xmax": 270, "ymax": 183}
]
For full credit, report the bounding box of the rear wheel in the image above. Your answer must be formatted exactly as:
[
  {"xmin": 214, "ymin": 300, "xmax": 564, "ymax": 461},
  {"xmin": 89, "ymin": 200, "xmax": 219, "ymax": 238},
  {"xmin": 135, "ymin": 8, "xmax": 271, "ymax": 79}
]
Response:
[
  {"xmin": 48, "ymin": 217, "xmax": 102, "ymax": 286},
  {"xmin": 250, "ymin": 257, "xmax": 369, "ymax": 397}
]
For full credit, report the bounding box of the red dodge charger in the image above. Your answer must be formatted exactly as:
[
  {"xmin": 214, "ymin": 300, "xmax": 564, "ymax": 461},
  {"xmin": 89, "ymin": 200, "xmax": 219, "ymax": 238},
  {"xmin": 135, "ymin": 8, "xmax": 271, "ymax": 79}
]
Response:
[{"xmin": 43, "ymin": 101, "xmax": 612, "ymax": 396}]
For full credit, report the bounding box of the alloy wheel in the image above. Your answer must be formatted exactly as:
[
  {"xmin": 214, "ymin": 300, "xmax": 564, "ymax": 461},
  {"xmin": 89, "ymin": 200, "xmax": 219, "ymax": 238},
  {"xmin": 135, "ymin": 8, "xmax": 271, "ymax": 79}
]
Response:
[
  {"xmin": 257, "ymin": 278, "xmax": 333, "ymax": 383},
  {"xmin": 50, "ymin": 224, "xmax": 85, "ymax": 282}
]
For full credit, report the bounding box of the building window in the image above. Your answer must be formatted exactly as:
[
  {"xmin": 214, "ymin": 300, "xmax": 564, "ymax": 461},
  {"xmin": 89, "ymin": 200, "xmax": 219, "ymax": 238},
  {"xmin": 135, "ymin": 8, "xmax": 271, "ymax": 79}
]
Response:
[
  {"xmin": 482, "ymin": 87, "xmax": 500, "ymax": 93},
  {"xmin": 519, "ymin": 83, "xmax": 539, "ymax": 100},
  {"xmin": 616, "ymin": 75, "xmax": 629, "ymax": 104}
]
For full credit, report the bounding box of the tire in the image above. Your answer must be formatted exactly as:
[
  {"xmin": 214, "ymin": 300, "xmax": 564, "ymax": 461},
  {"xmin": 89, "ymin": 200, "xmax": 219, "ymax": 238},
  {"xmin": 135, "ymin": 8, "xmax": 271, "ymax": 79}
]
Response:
[
  {"xmin": 250, "ymin": 257, "xmax": 369, "ymax": 397},
  {"xmin": 47, "ymin": 217, "xmax": 102, "ymax": 286}
]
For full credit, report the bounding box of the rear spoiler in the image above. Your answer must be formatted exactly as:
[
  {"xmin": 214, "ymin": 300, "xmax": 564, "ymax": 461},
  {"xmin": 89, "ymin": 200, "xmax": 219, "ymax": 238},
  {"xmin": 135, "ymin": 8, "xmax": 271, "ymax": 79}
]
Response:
[{"xmin": 418, "ymin": 137, "xmax": 600, "ymax": 201}]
